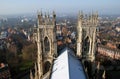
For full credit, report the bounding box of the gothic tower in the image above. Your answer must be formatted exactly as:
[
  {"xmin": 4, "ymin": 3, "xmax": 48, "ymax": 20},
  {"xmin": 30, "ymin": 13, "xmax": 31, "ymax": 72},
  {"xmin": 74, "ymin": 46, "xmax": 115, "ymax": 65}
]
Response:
[
  {"xmin": 77, "ymin": 11, "xmax": 98, "ymax": 62},
  {"xmin": 76, "ymin": 11, "xmax": 98, "ymax": 78},
  {"xmin": 36, "ymin": 11, "xmax": 57, "ymax": 79}
]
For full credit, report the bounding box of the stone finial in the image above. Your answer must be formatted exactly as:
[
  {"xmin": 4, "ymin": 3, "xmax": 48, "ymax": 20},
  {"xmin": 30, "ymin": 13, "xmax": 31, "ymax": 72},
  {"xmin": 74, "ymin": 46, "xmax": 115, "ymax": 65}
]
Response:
[
  {"xmin": 37, "ymin": 10, "xmax": 42, "ymax": 16},
  {"xmin": 45, "ymin": 12, "xmax": 47, "ymax": 19},
  {"xmin": 78, "ymin": 11, "xmax": 83, "ymax": 20},
  {"xmin": 39, "ymin": 9, "xmax": 43, "ymax": 16},
  {"xmin": 47, "ymin": 12, "xmax": 50, "ymax": 18},
  {"xmin": 95, "ymin": 11, "xmax": 98, "ymax": 19},
  {"xmin": 47, "ymin": 12, "xmax": 50, "ymax": 23},
  {"xmin": 53, "ymin": 11, "xmax": 56, "ymax": 18},
  {"xmin": 38, "ymin": 11, "xmax": 43, "ymax": 25},
  {"xmin": 94, "ymin": 11, "xmax": 98, "ymax": 26},
  {"xmin": 52, "ymin": 11, "xmax": 56, "ymax": 25}
]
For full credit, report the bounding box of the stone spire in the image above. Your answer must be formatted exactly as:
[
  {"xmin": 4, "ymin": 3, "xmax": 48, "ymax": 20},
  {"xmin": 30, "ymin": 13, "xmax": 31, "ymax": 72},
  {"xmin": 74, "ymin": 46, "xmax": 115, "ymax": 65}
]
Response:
[
  {"xmin": 95, "ymin": 11, "xmax": 98, "ymax": 26},
  {"xmin": 52, "ymin": 11, "xmax": 56, "ymax": 24},
  {"xmin": 53, "ymin": 11, "xmax": 56, "ymax": 19},
  {"xmin": 38, "ymin": 10, "xmax": 43, "ymax": 25},
  {"xmin": 78, "ymin": 11, "xmax": 83, "ymax": 21},
  {"xmin": 47, "ymin": 12, "xmax": 50, "ymax": 22},
  {"xmin": 45, "ymin": 12, "xmax": 47, "ymax": 19},
  {"xmin": 40, "ymin": 10, "xmax": 43, "ymax": 16}
]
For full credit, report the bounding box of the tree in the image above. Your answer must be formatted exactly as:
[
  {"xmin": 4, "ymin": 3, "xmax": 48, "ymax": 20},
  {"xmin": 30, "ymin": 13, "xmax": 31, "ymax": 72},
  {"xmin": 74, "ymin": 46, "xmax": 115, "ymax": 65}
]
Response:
[{"xmin": 22, "ymin": 43, "xmax": 37, "ymax": 61}]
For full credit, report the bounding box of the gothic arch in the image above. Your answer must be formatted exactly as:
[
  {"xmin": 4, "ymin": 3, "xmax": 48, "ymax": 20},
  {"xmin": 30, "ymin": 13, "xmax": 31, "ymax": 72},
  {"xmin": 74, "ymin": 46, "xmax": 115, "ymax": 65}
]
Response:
[
  {"xmin": 44, "ymin": 36, "xmax": 50, "ymax": 53},
  {"xmin": 83, "ymin": 36, "xmax": 90, "ymax": 54}
]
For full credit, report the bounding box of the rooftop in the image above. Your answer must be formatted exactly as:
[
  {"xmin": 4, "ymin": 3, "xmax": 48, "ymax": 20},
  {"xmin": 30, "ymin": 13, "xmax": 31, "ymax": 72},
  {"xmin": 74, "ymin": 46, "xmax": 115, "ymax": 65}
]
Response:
[{"xmin": 51, "ymin": 47, "xmax": 87, "ymax": 79}]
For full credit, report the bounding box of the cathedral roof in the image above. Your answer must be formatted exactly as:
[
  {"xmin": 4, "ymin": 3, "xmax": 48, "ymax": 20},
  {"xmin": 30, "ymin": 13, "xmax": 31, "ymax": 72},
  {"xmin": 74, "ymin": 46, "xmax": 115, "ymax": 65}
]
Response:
[{"xmin": 50, "ymin": 47, "xmax": 87, "ymax": 79}]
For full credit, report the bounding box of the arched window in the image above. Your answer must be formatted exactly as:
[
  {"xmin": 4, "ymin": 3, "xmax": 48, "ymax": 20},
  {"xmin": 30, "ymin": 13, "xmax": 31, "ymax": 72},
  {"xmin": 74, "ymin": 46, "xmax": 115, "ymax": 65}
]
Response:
[
  {"xmin": 43, "ymin": 61, "xmax": 51, "ymax": 75},
  {"xmin": 44, "ymin": 37, "xmax": 50, "ymax": 53},
  {"xmin": 84, "ymin": 36, "xmax": 90, "ymax": 54}
]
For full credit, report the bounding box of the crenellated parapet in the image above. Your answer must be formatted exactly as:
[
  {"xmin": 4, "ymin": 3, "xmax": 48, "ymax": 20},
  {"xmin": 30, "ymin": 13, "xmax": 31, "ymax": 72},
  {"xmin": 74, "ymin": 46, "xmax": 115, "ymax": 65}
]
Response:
[
  {"xmin": 78, "ymin": 11, "xmax": 98, "ymax": 27},
  {"xmin": 38, "ymin": 11, "xmax": 56, "ymax": 25}
]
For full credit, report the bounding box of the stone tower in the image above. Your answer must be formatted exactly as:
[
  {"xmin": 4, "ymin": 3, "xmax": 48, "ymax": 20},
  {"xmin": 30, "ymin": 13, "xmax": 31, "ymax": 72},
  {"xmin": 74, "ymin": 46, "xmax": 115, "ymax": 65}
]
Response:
[
  {"xmin": 35, "ymin": 11, "xmax": 57, "ymax": 79},
  {"xmin": 77, "ymin": 11, "xmax": 98, "ymax": 62},
  {"xmin": 76, "ymin": 11, "xmax": 98, "ymax": 78}
]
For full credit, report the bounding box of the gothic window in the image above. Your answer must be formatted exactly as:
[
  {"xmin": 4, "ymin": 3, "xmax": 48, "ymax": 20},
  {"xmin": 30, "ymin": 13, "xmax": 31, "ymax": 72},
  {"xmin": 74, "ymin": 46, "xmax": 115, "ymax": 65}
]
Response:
[
  {"xmin": 84, "ymin": 36, "xmax": 90, "ymax": 54},
  {"xmin": 44, "ymin": 37, "xmax": 50, "ymax": 53}
]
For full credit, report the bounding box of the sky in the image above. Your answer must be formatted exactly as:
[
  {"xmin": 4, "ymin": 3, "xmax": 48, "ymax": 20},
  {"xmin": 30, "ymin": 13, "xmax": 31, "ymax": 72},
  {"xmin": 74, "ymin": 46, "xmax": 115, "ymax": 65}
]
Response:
[{"xmin": 0, "ymin": 0, "xmax": 120, "ymax": 15}]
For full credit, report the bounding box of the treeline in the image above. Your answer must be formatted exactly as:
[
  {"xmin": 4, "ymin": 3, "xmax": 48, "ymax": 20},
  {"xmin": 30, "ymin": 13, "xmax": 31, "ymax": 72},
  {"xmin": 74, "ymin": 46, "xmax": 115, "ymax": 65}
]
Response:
[{"xmin": 0, "ymin": 33, "xmax": 37, "ymax": 78}]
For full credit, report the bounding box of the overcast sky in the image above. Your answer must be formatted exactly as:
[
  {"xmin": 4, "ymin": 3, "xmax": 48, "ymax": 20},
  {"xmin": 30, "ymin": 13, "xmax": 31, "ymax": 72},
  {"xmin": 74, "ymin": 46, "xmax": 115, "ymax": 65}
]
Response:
[{"xmin": 0, "ymin": 0, "xmax": 120, "ymax": 15}]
